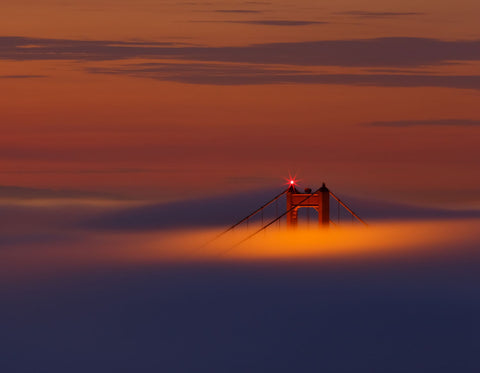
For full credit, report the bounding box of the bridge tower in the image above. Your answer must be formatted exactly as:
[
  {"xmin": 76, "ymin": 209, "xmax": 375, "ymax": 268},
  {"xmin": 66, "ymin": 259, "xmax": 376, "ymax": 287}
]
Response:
[{"xmin": 286, "ymin": 183, "xmax": 330, "ymax": 228}]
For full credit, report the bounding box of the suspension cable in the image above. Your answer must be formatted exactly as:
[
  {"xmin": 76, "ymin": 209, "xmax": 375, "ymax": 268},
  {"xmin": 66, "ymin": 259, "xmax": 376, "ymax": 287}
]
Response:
[
  {"xmin": 337, "ymin": 199, "xmax": 340, "ymax": 224},
  {"xmin": 329, "ymin": 191, "xmax": 368, "ymax": 226},
  {"xmin": 222, "ymin": 187, "xmax": 321, "ymax": 254},
  {"xmin": 200, "ymin": 188, "xmax": 289, "ymax": 247},
  {"xmin": 275, "ymin": 198, "xmax": 279, "ymax": 228}
]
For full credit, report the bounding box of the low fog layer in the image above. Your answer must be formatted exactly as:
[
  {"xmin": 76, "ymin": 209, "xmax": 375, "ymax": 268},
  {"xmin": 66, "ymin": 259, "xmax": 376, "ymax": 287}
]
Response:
[{"xmin": 1, "ymin": 196, "xmax": 479, "ymax": 372}]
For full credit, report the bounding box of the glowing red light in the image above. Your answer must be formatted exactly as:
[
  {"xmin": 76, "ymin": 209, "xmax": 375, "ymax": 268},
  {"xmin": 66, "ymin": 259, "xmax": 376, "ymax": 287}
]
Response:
[{"xmin": 284, "ymin": 173, "xmax": 300, "ymax": 188}]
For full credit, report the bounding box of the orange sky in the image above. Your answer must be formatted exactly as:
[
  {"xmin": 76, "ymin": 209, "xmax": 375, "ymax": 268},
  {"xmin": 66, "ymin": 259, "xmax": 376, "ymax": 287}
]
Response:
[{"xmin": 0, "ymin": 0, "xmax": 479, "ymax": 207}]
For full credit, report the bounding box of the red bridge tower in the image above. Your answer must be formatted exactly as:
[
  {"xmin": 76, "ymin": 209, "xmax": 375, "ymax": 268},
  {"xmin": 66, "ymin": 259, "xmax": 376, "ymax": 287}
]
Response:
[{"xmin": 286, "ymin": 183, "xmax": 330, "ymax": 228}]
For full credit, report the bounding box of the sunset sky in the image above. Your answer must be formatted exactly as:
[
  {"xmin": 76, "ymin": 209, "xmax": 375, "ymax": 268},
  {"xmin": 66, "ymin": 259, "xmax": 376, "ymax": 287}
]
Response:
[
  {"xmin": 2, "ymin": 2, "xmax": 480, "ymax": 372},
  {"xmin": 1, "ymin": 0, "xmax": 479, "ymax": 208}
]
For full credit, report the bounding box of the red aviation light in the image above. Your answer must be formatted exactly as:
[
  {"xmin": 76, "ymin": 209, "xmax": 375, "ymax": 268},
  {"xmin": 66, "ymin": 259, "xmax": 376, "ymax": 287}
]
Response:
[
  {"xmin": 285, "ymin": 174, "xmax": 299, "ymax": 188},
  {"xmin": 284, "ymin": 173, "xmax": 300, "ymax": 189}
]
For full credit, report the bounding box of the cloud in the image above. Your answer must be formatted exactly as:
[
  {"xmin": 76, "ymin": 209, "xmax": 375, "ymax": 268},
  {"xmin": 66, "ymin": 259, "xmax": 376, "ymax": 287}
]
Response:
[
  {"xmin": 83, "ymin": 188, "xmax": 480, "ymax": 232},
  {"xmin": 337, "ymin": 11, "xmax": 426, "ymax": 18},
  {"xmin": 0, "ymin": 74, "xmax": 47, "ymax": 79},
  {"xmin": 364, "ymin": 119, "xmax": 480, "ymax": 127},
  {"xmin": 0, "ymin": 232, "xmax": 73, "ymax": 247},
  {"xmin": 88, "ymin": 62, "xmax": 480, "ymax": 89},
  {"xmin": 365, "ymin": 68, "xmax": 435, "ymax": 74},
  {"xmin": 0, "ymin": 168, "xmax": 159, "ymax": 175},
  {"xmin": 0, "ymin": 185, "xmax": 125, "ymax": 201},
  {"xmin": 83, "ymin": 188, "xmax": 282, "ymax": 231},
  {"xmin": 214, "ymin": 9, "xmax": 262, "ymax": 13},
  {"xmin": 87, "ymin": 62, "xmax": 301, "ymax": 85},
  {"xmin": 221, "ymin": 20, "xmax": 327, "ymax": 26},
  {"xmin": 5, "ymin": 36, "xmax": 480, "ymax": 89},
  {"xmin": 2, "ymin": 223, "xmax": 480, "ymax": 373},
  {"xmin": 2, "ymin": 36, "xmax": 480, "ymax": 68},
  {"xmin": 0, "ymin": 36, "xmax": 181, "ymax": 62}
]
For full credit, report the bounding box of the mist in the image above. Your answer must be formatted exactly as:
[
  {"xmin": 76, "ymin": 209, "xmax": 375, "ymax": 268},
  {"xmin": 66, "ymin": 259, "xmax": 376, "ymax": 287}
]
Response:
[{"xmin": 1, "ymin": 197, "xmax": 479, "ymax": 372}]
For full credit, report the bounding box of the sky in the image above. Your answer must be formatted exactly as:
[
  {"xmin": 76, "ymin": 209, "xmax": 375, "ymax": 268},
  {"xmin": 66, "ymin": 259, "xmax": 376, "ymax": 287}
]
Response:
[
  {"xmin": 0, "ymin": 0, "xmax": 479, "ymax": 206},
  {"xmin": 1, "ymin": 1, "xmax": 480, "ymax": 372}
]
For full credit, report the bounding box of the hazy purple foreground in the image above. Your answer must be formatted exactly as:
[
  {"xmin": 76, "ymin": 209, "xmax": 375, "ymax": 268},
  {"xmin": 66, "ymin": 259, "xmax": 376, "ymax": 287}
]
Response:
[{"xmin": 1, "ymin": 193, "xmax": 479, "ymax": 372}]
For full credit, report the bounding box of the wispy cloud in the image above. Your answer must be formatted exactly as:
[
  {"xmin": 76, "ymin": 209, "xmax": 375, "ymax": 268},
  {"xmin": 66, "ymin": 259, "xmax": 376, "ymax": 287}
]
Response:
[
  {"xmin": 0, "ymin": 74, "xmax": 47, "ymax": 79},
  {"xmin": 0, "ymin": 185, "xmax": 125, "ymax": 201},
  {"xmin": 83, "ymin": 190, "xmax": 480, "ymax": 231},
  {"xmin": 214, "ymin": 9, "xmax": 262, "ymax": 14},
  {"xmin": 0, "ymin": 168, "xmax": 159, "ymax": 175},
  {"xmin": 220, "ymin": 20, "xmax": 327, "ymax": 26},
  {"xmin": 365, "ymin": 68, "xmax": 435, "ymax": 74},
  {"xmin": 2, "ymin": 36, "xmax": 480, "ymax": 68},
  {"xmin": 0, "ymin": 36, "xmax": 181, "ymax": 62},
  {"xmin": 363, "ymin": 119, "xmax": 480, "ymax": 127},
  {"xmin": 89, "ymin": 62, "xmax": 480, "ymax": 90},
  {"xmin": 87, "ymin": 62, "xmax": 299, "ymax": 85},
  {"xmin": 4, "ymin": 36, "xmax": 480, "ymax": 89},
  {"xmin": 337, "ymin": 11, "xmax": 426, "ymax": 18}
]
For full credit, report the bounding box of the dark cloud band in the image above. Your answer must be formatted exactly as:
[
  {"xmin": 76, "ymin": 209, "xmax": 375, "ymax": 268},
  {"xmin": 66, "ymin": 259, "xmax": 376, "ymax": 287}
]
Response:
[
  {"xmin": 337, "ymin": 11, "xmax": 426, "ymax": 18},
  {"xmin": 2, "ymin": 36, "xmax": 480, "ymax": 68},
  {"xmin": 89, "ymin": 62, "xmax": 480, "ymax": 90},
  {"xmin": 364, "ymin": 119, "xmax": 480, "ymax": 127},
  {"xmin": 213, "ymin": 20, "xmax": 327, "ymax": 26},
  {"xmin": 0, "ymin": 74, "xmax": 46, "ymax": 79}
]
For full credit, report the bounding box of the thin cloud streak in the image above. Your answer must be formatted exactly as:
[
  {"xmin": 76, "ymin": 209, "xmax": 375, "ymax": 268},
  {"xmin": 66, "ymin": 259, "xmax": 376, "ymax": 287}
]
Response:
[
  {"xmin": 215, "ymin": 20, "xmax": 327, "ymax": 26},
  {"xmin": 2, "ymin": 36, "xmax": 480, "ymax": 68},
  {"xmin": 214, "ymin": 9, "xmax": 262, "ymax": 13},
  {"xmin": 337, "ymin": 11, "xmax": 426, "ymax": 18},
  {"xmin": 0, "ymin": 185, "xmax": 126, "ymax": 201},
  {"xmin": 0, "ymin": 74, "xmax": 47, "ymax": 79},
  {"xmin": 364, "ymin": 119, "xmax": 480, "ymax": 127},
  {"xmin": 89, "ymin": 63, "xmax": 480, "ymax": 90}
]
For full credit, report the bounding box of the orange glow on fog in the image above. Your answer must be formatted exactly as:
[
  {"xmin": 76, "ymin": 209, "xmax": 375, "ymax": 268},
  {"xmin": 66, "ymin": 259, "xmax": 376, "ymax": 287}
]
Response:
[
  {"xmin": 1, "ymin": 219, "xmax": 479, "ymax": 282},
  {"xmin": 144, "ymin": 219, "xmax": 480, "ymax": 262}
]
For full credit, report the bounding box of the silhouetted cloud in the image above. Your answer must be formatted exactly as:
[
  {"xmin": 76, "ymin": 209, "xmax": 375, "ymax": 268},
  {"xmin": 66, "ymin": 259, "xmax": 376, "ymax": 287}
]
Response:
[
  {"xmin": 366, "ymin": 68, "xmax": 435, "ymax": 74},
  {"xmin": 83, "ymin": 188, "xmax": 480, "ymax": 231},
  {"xmin": 214, "ymin": 9, "xmax": 262, "ymax": 13},
  {"xmin": 0, "ymin": 36, "xmax": 181, "ymax": 61},
  {"xmin": 0, "ymin": 168, "xmax": 160, "ymax": 175},
  {"xmin": 2, "ymin": 36, "xmax": 480, "ymax": 68},
  {"xmin": 364, "ymin": 119, "xmax": 480, "ymax": 127},
  {"xmin": 84, "ymin": 188, "xmax": 282, "ymax": 230},
  {"xmin": 5, "ymin": 36, "xmax": 480, "ymax": 89},
  {"xmin": 0, "ymin": 232, "xmax": 74, "ymax": 247},
  {"xmin": 89, "ymin": 62, "xmax": 480, "ymax": 89},
  {"xmin": 222, "ymin": 20, "xmax": 327, "ymax": 26},
  {"xmin": 337, "ymin": 11, "xmax": 426, "ymax": 18},
  {"xmin": 0, "ymin": 185, "xmax": 125, "ymax": 200},
  {"xmin": 0, "ymin": 74, "xmax": 46, "ymax": 78},
  {"xmin": 88, "ymin": 62, "xmax": 300, "ymax": 85}
]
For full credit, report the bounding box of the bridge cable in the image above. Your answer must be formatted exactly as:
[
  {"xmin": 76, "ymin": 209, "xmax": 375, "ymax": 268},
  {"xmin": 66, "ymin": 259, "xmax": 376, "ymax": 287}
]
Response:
[
  {"xmin": 329, "ymin": 191, "xmax": 368, "ymax": 226},
  {"xmin": 337, "ymin": 199, "xmax": 340, "ymax": 224},
  {"xmin": 221, "ymin": 187, "xmax": 321, "ymax": 255},
  {"xmin": 199, "ymin": 188, "xmax": 289, "ymax": 248},
  {"xmin": 275, "ymin": 199, "xmax": 279, "ymax": 228}
]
